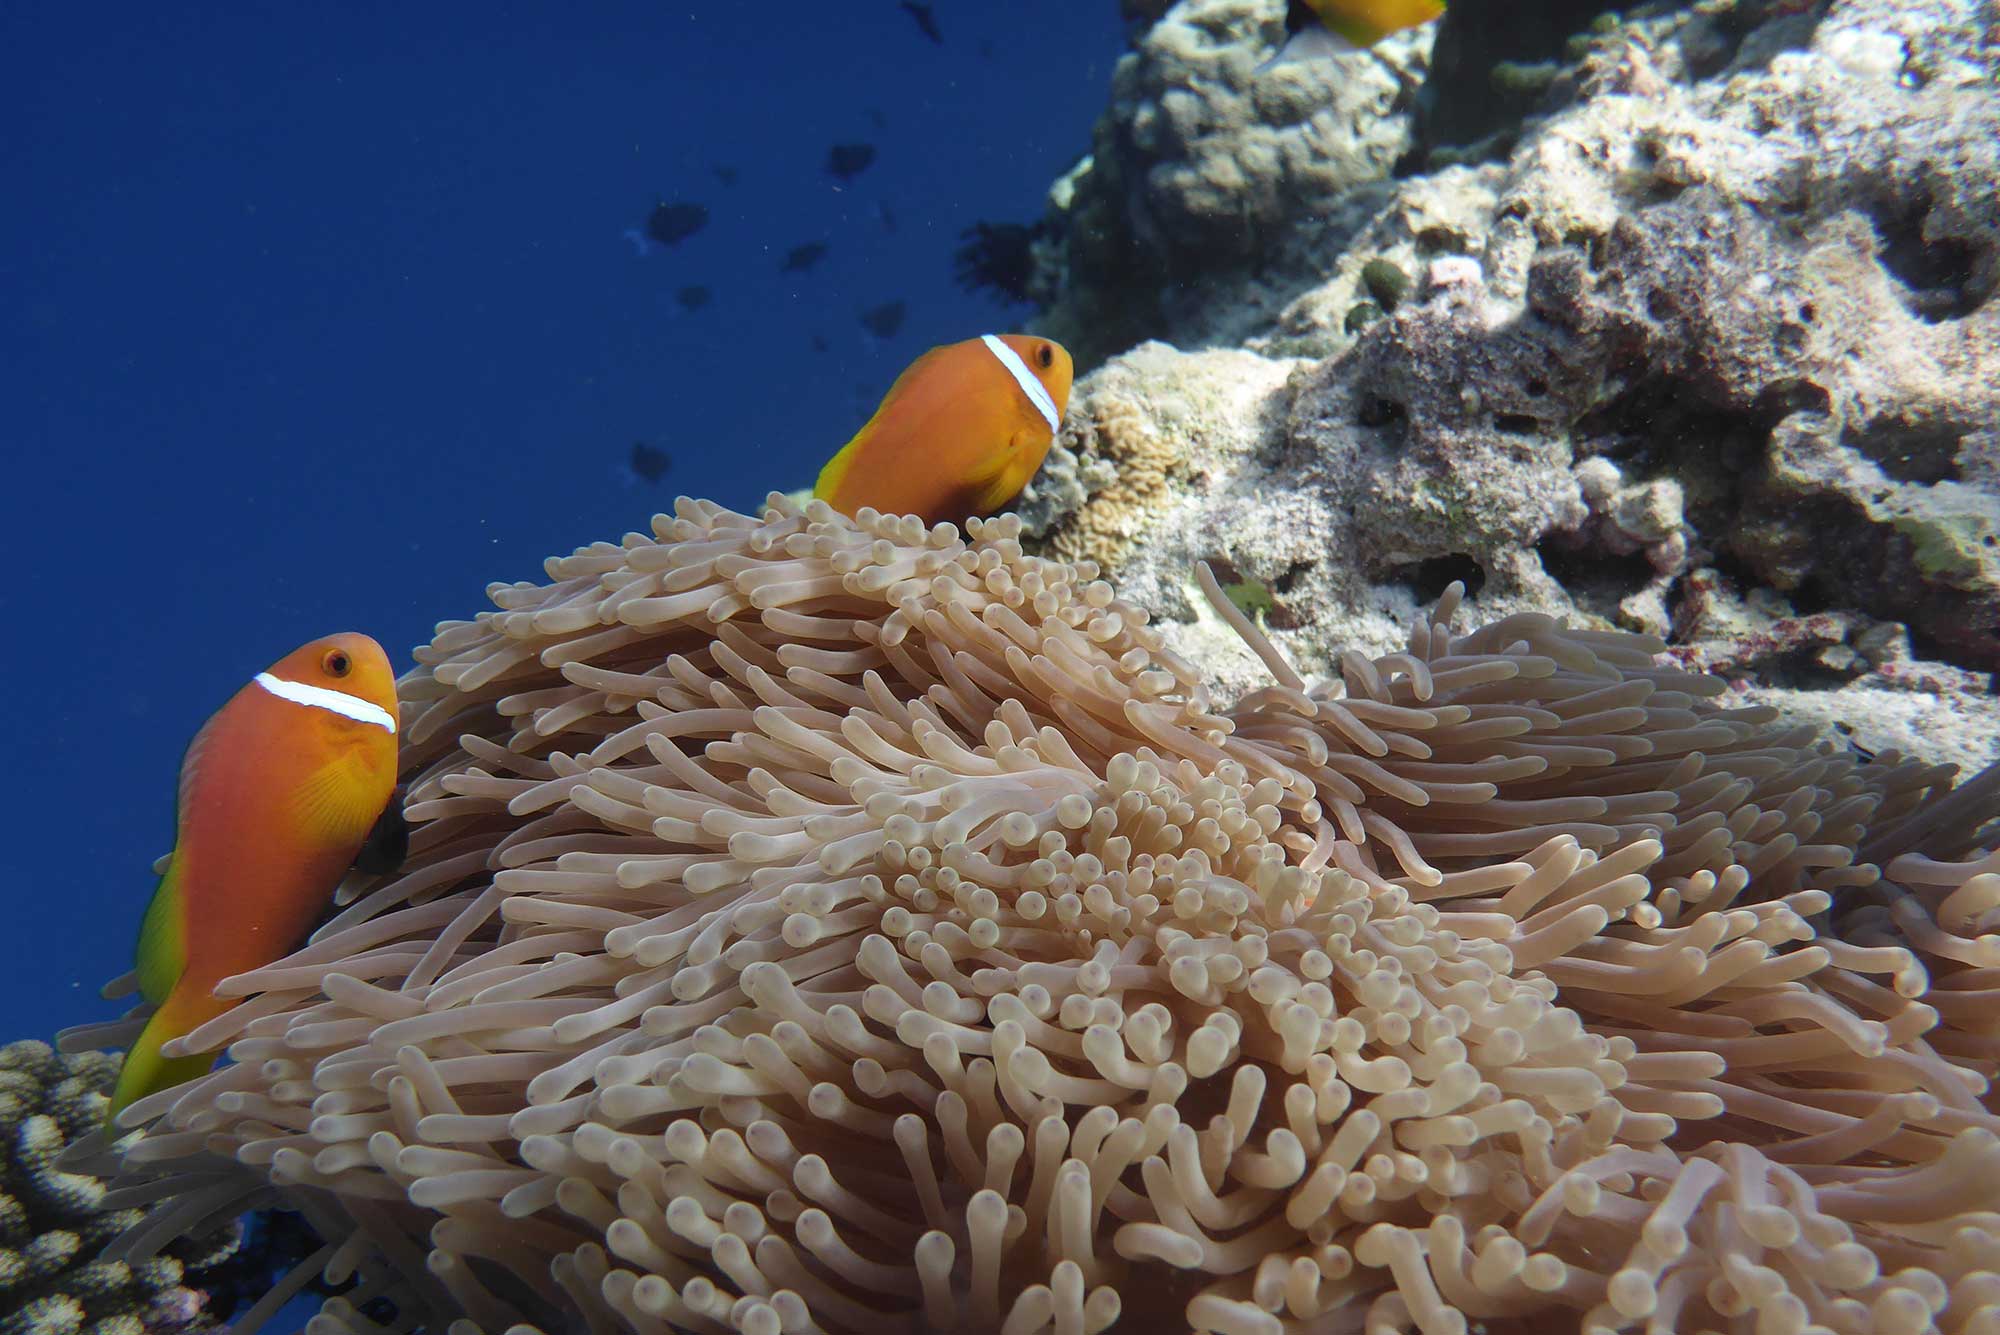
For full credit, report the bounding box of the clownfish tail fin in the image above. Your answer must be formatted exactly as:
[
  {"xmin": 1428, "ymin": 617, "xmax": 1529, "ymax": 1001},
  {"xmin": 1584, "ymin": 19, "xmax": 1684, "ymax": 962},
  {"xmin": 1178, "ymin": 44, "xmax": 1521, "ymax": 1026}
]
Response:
[{"xmin": 106, "ymin": 988, "xmax": 226, "ymax": 1126}]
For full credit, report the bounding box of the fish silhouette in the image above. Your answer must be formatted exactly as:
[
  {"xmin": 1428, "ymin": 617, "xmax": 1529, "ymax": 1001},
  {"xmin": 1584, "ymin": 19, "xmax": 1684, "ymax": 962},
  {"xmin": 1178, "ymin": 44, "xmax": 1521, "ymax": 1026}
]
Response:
[
  {"xmin": 900, "ymin": 2, "xmax": 943, "ymax": 43},
  {"xmin": 629, "ymin": 441, "xmax": 671, "ymax": 484},
  {"xmin": 827, "ymin": 143, "xmax": 877, "ymax": 182},
  {"xmin": 860, "ymin": 300, "xmax": 907, "ymax": 339},
  {"xmin": 782, "ymin": 242, "xmax": 829, "ymax": 273}
]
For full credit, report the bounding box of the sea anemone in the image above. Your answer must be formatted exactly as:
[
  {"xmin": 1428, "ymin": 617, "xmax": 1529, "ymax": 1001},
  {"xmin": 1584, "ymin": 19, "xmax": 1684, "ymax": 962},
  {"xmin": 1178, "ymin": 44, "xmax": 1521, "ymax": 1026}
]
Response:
[{"xmin": 76, "ymin": 497, "xmax": 2000, "ymax": 1333}]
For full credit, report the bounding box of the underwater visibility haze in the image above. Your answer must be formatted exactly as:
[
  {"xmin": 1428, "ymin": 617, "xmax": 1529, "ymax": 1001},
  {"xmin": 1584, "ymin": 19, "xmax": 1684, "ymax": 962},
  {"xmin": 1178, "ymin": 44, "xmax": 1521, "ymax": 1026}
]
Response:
[{"xmin": 5, "ymin": 0, "xmax": 2000, "ymax": 1332}]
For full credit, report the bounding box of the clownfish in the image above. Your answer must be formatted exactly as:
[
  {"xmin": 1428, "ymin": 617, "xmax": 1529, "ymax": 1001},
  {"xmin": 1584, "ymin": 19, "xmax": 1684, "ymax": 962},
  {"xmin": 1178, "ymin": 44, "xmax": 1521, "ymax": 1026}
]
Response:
[
  {"xmin": 814, "ymin": 333, "xmax": 1074, "ymax": 527},
  {"xmin": 109, "ymin": 633, "xmax": 405, "ymax": 1120},
  {"xmin": 1261, "ymin": 0, "xmax": 1445, "ymax": 68}
]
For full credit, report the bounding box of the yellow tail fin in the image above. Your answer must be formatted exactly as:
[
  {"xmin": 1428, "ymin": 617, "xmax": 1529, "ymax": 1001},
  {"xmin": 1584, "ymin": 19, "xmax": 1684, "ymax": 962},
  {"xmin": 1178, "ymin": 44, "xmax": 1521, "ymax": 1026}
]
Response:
[{"xmin": 107, "ymin": 991, "xmax": 226, "ymax": 1124}]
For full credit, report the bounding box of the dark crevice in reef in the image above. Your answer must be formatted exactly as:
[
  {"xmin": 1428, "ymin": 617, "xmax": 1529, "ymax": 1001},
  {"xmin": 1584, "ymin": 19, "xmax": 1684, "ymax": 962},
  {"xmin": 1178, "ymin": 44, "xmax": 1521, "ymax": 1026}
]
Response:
[
  {"xmin": 1845, "ymin": 413, "xmax": 1968, "ymax": 485},
  {"xmin": 1773, "ymin": 642, "xmax": 1867, "ymax": 689},
  {"xmin": 1355, "ymin": 391, "xmax": 1411, "ymax": 438},
  {"xmin": 1400, "ymin": 553, "xmax": 1487, "ymax": 603},
  {"xmin": 1570, "ymin": 373, "xmax": 1811, "ymax": 501},
  {"xmin": 1413, "ymin": 0, "xmax": 1828, "ymax": 164},
  {"xmin": 1861, "ymin": 190, "xmax": 1992, "ymax": 322},
  {"xmin": 1904, "ymin": 621, "xmax": 1979, "ymax": 674},
  {"xmin": 1539, "ymin": 534, "xmax": 1657, "ymax": 609},
  {"xmin": 1727, "ymin": 479, "xmax": 2000, "ymax": 672},
  {"xmin": 1681, "ymin": 0, "xmax": 1827, "ymax": 79},
  {"xmin": 1417, "ymin": 0, "xmax": 1638, "ymax": 150}
]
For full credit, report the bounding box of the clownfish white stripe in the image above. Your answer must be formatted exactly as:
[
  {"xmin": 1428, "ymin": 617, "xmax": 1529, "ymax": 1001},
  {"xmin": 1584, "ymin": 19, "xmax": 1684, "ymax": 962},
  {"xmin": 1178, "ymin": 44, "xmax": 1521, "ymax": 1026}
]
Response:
[
  {"xmin": 980, "ymin": 334, "xmax": 1062, "ymax": 436},
  {"xmin": 254, "ymin": 673, "xmax": 398, "ymax": 734}
]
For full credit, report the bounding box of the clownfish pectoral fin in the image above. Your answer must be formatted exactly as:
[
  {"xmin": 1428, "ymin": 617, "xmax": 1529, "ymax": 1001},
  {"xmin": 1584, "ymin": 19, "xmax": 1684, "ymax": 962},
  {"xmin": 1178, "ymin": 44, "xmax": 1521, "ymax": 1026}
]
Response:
[
  {"xmin": 290, "ymin": 757, "xmax": 395, "ymax": 847},
  {"xmin": 352, "ymin": 789, "xmax": 409, "ymax": 876},
  {"xmin": 133, "ymin": 857, "xmax": 187, "ymax": 1008},
  {"xmin": 970, "ymin": 429, "xmax": 1044, "ymax": 514}
]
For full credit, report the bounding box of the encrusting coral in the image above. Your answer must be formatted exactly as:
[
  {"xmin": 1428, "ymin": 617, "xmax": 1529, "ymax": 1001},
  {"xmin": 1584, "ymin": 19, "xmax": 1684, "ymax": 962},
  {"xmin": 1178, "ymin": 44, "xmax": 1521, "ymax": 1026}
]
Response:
[
  {"xmin": 72, "ymin": 497, "xmax": 2000, "ymax": 1333},
  {"xmin": 0, "ymin": 1040, "xmax": 239, "ymax": 1335}
]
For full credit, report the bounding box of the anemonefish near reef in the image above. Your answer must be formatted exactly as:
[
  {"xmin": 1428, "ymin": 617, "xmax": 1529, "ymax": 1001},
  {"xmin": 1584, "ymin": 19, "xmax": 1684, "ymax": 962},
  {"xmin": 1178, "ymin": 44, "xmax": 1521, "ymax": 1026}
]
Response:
[
  {"xmin": 1264, "ymin": 0, "xmax": 1445, "ymax": 67},
  {"xmin": 814, "ymin": 332, "xmax": 1074, "ymax": 527},
  {"xmin": 108, "ymin": 633, "xmax": 406, "ymax": 1120}
]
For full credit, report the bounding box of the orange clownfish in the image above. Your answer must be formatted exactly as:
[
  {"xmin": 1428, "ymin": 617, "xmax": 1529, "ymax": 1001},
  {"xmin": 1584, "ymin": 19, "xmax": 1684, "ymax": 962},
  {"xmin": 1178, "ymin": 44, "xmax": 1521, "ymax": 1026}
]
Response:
[
  {"xmin": 1262, "ymin": 0, "xmax": 1445, "ymax": 68},
  {"xmin": 109, "ymin": 633, "xmax": 405, "ymax": 1120},
  {"xmin": 814, "ymin": 332, "xmax": 1074, "ymax": 527}
]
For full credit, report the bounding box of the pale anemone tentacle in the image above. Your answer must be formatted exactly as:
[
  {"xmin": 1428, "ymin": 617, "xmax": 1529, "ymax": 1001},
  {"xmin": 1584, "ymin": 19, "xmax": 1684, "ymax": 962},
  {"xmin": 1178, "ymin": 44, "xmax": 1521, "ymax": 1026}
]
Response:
[{"xmin": 71, "ymin": 495, "xmax": 2000, "ymax": 1335}]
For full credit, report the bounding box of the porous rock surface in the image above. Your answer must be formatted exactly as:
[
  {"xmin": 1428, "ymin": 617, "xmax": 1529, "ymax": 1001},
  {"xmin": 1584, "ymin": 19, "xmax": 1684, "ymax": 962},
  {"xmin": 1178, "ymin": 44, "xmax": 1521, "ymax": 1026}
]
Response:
[
  {"xmin": 1023, "ymin": 0, "xmax": 2000, "ymax": 772},
  {"xmin": 1038, "ymin": 0, "xmax": 1432, "ymax": 370}
]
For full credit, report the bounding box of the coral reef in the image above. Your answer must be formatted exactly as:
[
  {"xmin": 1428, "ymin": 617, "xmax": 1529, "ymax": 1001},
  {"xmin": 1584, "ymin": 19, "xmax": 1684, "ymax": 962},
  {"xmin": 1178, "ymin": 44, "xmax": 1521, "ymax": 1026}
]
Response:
[
  {"xmin": 82, "ymin": 499, "xmax": 2000, "ymax": 1333},
  {"xmin": 1019, "ymin": 342, "xmax": 1297, "ymax": 575},
  {"xmin": 1035, "ymin": 0, "xmax": 1433, "ymax": 369},
  {"xmin": 51, "ymin": 4, "xmax": 2000, "ymax": 1329},
  {"xmin": 1416, "ymin": 0, "xmax": 1638, "ymax": 151},
  {"xmin": 0, "ymin": 1041, "xmax": 238, "ymax": 1335},
  {"xmin": 1020, "ymin": 0, "xmax": 1999, "ymax": 769}
]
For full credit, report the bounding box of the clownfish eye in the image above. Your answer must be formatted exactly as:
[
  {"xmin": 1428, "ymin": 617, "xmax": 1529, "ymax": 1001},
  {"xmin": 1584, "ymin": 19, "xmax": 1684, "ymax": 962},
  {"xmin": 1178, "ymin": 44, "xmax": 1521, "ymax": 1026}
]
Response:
[
  {"xmin": 1035, "ymin": 343, "xmax": 1054, "ymax": 370},
  {"xmin": 322, "ymin": 649, "xmax": 352, "ymax": 678}
]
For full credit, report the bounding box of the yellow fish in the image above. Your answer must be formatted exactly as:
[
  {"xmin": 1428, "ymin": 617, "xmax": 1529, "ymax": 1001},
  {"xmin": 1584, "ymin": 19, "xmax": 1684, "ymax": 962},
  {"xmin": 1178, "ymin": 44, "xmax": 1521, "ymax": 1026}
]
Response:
[
  {"xmin": 1264, "ymin": 0, "xmax": 1445, "ymax": 66},
  {"xmin": 814, "ymin": 333, "xmax": 1073, "ymax": 527}
]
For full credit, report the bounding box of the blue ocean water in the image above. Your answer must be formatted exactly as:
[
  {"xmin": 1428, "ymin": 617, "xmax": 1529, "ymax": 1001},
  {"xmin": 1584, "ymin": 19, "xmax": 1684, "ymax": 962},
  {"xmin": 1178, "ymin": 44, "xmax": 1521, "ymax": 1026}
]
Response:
[{"xmin": 0, "ymin": 4, "xmax": 1125, "ymax": 1044}]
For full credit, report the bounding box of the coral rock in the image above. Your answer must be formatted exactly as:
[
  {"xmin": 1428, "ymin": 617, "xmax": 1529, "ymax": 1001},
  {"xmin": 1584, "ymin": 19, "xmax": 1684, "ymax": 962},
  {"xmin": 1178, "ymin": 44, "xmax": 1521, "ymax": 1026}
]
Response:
[
  {"xmin": 1021, "ymin": 0, "xmax": 1998, "ymax": 766},
  {"xmin": 0, "ymin": 1041, "xmax": 236, "ymax": 1334}
]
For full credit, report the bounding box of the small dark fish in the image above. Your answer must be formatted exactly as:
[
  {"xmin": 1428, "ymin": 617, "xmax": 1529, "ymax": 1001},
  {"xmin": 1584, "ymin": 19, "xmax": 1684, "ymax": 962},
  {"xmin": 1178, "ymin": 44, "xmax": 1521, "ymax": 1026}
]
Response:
[
  {"xmin": 713, "ymin": 164, "xmax": 739, "ymax": 185},
  {"xmin": 629, "ymin": 441, "xmax": 672, "ymax": 484},
  {"xmin": 954, "ymin": 220, "xmax": 1051, "ymax": 306},
  {"xmin": 978, "ymin": 38, "xmax": 995, "ymax": 60},
  {"xmin": 811, "ymin": 334, "xmax": 831, "ymax": 353},
  {"xmin": 900, "ymin": 1, "xmax": 943, "ymax": 44},
  {"xmin": 781, "ymin": 242, "xmax": 829, "ymax": 273},
  {"xmin": 646, "ymin": 200, "xmax": 709, "ymax": 248},
  {"xmin": 866, "ymin": 107, "xmax": 889, "ymax": 130},
  {"xmin": 859, "ymin": 300, "xmax": 907, "ymax": 339},
  {"xmin": 677, "ymin": 285, "xmax": 712, "ymax": 312},
  {"xmin": 826, "ymin": 143, "xmax": 877, "ymax": 183},
  {"xmin": 875, "ymin": 200, "xmax": 898, "ymax": 233}
]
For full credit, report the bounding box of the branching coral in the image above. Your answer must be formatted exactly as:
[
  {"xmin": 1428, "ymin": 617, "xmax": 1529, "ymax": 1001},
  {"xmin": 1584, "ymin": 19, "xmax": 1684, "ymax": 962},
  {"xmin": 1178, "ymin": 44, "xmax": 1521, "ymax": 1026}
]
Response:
[
  {"xmin": 75, "ymin": 497, "xmax": 2000, "ymax": 1333},
  {"xmin": 0, "ymin": 1041, "xmax": 239, "ymax": 1335}
]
